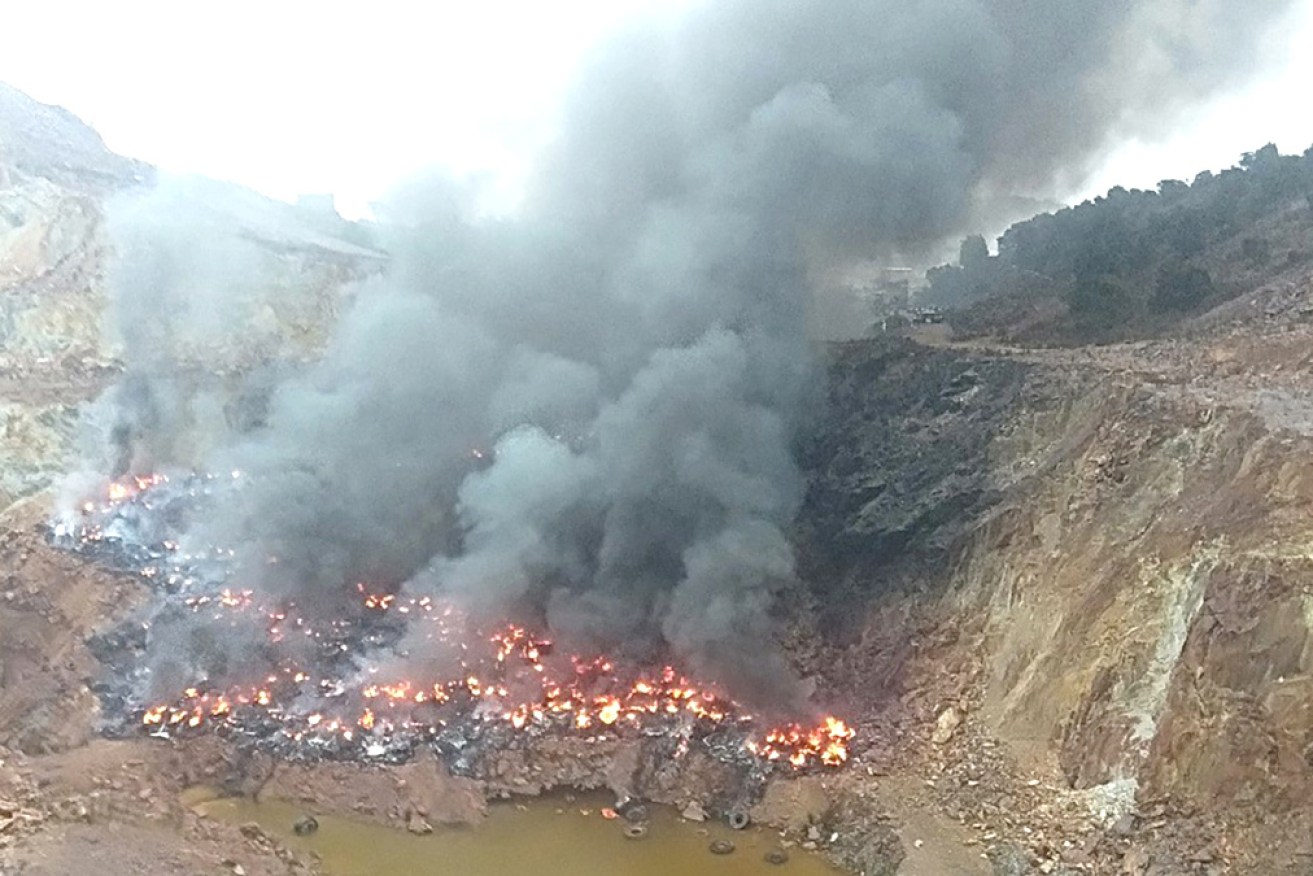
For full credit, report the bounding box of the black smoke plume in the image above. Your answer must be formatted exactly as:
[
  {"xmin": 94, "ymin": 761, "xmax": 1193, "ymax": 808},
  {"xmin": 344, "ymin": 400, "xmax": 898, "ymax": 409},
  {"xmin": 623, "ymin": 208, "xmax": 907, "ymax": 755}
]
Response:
[{"xmin": 95, "ymin": 0, "xmax": 1298, "ymax": 706}]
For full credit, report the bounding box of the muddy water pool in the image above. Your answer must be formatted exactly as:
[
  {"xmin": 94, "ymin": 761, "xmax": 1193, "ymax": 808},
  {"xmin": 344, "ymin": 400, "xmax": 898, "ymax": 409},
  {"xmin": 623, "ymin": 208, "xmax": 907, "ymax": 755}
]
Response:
[{"xmin": 197, "ymin": 790, "xmax": 842, "ymax": 875}]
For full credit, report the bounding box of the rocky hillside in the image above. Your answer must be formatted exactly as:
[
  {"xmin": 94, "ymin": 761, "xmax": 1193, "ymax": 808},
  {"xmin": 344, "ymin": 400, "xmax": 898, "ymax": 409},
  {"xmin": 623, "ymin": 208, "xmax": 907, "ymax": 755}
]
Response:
[
  {"xmin": 802, "ymin": 258, "xmax": 1313, "ymax": 871},
  {"xmin": 0, "ymin": 84, "xmax": 385, "ymax": 509},
  {"xmin": 927, "ymin": 144, "xmax": 1313, "ymax": 346},
  {"xmin": 6, "ymin": 81, "xmax": 1313, "ymax": 875}
]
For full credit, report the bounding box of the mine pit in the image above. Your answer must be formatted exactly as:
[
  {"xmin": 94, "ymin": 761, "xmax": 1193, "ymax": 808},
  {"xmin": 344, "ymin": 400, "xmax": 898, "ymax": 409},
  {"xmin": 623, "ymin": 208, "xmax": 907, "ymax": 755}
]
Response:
[
  {"xmin": 5, "ymin": 6, "xmax": 1313, "ymax": 872},
  {"xmin": 47, "ymin": 473, "xmax": 856, "ymax": 832}
]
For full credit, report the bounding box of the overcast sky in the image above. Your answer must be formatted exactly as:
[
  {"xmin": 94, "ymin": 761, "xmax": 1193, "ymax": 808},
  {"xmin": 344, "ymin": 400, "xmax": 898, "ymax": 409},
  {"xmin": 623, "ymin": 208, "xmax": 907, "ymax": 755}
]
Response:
[
  {"xmin": 1076, "ymin": 0, "xmax": 1313, "ymax": 200},
  {"xmin": 3, "ymin": 0, "xmax": 1312, "ymax": 219}
]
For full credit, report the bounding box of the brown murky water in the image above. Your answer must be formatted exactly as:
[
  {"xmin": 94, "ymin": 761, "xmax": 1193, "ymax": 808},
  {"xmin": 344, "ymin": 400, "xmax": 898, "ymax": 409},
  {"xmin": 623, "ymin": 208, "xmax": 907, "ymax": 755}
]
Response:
[{"xmin": 196, "ymin": 791, "xmax": 842, "ymax": 876}]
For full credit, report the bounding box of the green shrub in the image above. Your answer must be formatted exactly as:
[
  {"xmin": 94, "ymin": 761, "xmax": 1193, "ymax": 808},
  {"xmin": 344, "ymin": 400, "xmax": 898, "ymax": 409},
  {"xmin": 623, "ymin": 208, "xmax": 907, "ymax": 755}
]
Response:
[{"xmin": 1153, "ymin": 264, "xmax": 1213, "ymax": 312}]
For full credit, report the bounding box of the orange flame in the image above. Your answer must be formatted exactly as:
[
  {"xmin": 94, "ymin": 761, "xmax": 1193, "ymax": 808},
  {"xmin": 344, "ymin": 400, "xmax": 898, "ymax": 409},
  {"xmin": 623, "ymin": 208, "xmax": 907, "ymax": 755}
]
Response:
[{"xmin": 134, "ymin": 585, "xmax": 853, "ymax": 769}]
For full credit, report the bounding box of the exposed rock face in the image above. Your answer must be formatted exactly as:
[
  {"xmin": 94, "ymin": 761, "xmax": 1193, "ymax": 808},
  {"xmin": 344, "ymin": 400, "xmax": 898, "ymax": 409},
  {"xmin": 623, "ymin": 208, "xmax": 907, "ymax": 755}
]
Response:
[
  {"xmin": 0, "ymin": 500, "xmax": 140, "ymax": 754},
  {"xmin": 0, "ymin": 84, "xmax": 384, "ymax": 509},
  {"xmin": 256, "ymin": 750, "xmax": 487, "ymax": 829},
  {"xmin": 804, "ymin": 272, "xmax": 1313, "ymax": 870},
  {"xmin": 751, "ymin": 774, "xmax": 830, "ymax": 832},
  {"xmin": 0, "ymin": 82, "xmax": 148, "ymax": 190},
  {"xmin": 797, "ymin": 338, "xmax": 1036, "ymax": 631},
  {"xmin": 6, "ymin": 78, "xmax": 1313, "ymax": 873},
  {"xmin": 0, "ymin": 83, "xmax": 145, "ymax": 376}
]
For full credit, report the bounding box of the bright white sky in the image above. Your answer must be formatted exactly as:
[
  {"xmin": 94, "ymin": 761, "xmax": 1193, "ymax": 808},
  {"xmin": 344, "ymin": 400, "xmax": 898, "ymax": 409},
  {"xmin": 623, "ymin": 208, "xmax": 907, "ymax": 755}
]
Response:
[
  {"xmin": 1077, "ymin": 0, "xmax": 1313, "ymax": 200},
  {"xmin": 3, "ymin": 0, "xmax": 1312, "ymax": 220},
  {"xmin": 0, "ymin": 0, "xmax": 678, "ymax": 217}
]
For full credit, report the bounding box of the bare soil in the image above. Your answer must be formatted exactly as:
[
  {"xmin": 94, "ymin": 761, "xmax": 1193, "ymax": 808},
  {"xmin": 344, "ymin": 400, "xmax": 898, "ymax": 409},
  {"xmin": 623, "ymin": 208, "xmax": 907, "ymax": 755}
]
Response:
[{"xmin": 6, "ymin": 268, "xmax": 1313, "ymax": 874}]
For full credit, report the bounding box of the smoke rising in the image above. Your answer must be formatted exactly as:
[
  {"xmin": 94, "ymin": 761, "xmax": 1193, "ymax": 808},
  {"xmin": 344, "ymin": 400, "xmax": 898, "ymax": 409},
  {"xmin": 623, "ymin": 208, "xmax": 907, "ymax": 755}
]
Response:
[
  {"xmin": 97, "ymin": 176, "xmax": 267, "ymax": 476},
  {"xmin": 96, "ymin": 0, "xmax": 1297, "ymax": 706}
]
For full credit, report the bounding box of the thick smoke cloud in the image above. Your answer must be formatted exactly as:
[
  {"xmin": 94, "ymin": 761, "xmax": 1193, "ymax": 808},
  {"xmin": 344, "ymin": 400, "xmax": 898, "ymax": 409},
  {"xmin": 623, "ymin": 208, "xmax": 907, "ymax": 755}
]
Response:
[
  {"xmin": 101, "ymin": 0, "xmax": 1296, "ymax": 707},
  {"xmin": 96, "ymin": 176, "xmax": 269, "ymax": 476}
]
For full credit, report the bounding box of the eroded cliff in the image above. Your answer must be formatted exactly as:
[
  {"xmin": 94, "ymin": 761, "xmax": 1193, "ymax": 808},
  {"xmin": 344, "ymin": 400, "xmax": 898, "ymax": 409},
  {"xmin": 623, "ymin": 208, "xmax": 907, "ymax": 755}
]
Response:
[{"xmin": 802, "ymin": 274, "xmax": 1313, "ymax": 870}]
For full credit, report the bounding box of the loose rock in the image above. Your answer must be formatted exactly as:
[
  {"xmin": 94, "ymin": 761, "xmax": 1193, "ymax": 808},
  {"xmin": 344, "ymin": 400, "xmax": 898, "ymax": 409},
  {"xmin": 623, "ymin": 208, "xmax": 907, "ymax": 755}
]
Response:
[
  {"xmin": 988, "ymin": 841, "xmax": 1035, "ymax": 876},
  {"xmin": 932, "ymin": 707, "xmax": 963, "ymax": 745},
  {"xmin": 405, "ymin": 811, "xmax": 432, "ymax": 835},
  {"xmin": 1121, "ymin": 847, "xmax": 1150, "ymax": 875},
  {"xmin": 1109, "ymin": 813, "xmax": 1137, "ymax": 838}
]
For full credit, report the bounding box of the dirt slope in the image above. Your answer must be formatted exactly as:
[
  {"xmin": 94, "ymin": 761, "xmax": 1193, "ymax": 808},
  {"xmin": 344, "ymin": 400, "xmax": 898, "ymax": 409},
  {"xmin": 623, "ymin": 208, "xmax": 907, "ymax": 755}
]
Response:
[
  {"xmin": 800, "ymin": 262, "xmax": 1313, "ymax": 873},
  {"xmin": 6, "ymin": 81, "xmax": 1313, "ymax": 875}
]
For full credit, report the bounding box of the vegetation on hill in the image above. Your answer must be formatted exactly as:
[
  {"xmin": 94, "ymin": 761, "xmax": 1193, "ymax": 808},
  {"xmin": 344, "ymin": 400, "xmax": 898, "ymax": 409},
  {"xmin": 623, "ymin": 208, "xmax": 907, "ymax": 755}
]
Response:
[{"xmin": 926, "ymin": 144, "xmax": 1313, "ymax": 344}]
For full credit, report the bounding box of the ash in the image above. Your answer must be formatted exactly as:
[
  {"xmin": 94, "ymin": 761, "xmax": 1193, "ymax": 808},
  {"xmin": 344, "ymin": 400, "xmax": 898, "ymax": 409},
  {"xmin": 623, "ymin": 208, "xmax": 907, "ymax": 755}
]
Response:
[{"xmin": 45, "ymin": 476, "xmax": 853, "ymax": 785}]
